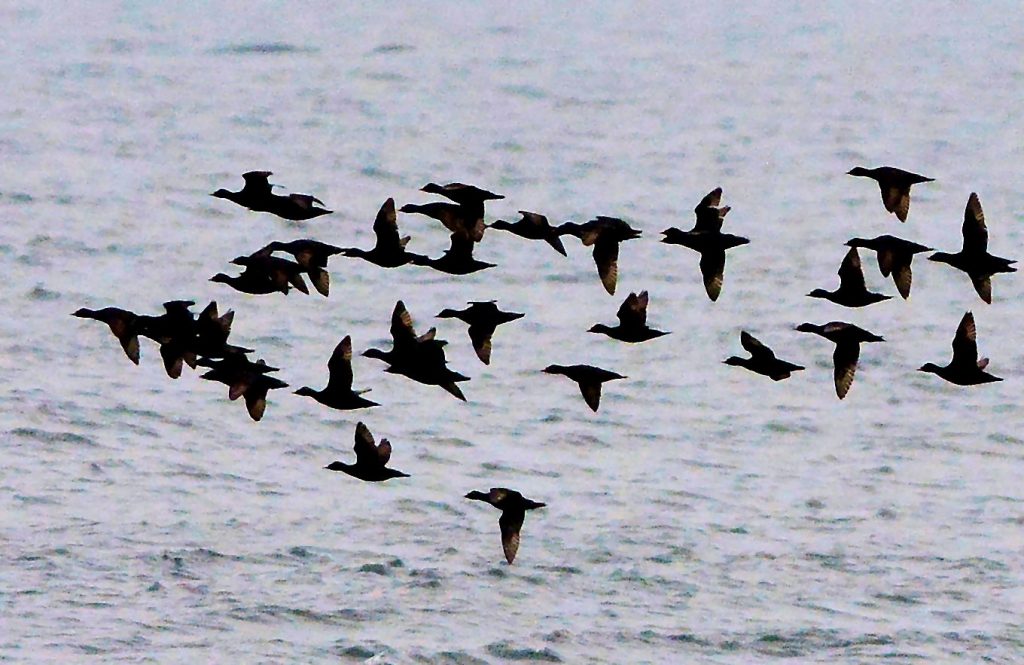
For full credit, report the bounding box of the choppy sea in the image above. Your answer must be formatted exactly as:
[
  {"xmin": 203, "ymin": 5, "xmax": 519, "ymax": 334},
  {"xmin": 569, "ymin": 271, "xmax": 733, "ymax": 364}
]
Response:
[{"xmin": 2, "ymin": 2, "xmax": 1023, "ymax": 662}]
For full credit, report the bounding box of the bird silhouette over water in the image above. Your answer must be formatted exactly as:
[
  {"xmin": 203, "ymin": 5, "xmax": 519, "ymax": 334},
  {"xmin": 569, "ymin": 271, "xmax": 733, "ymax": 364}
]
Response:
[
  {"xmin": 212, "ymin": 171, "xmax": 332, "ymax": 221},
  {"xmin": 363, "ymin": 301, "xmax": 470, "ymax": 400},
  {"xmin": 845, "ymin": 235, "xmax": 932, "ymax": 299},
  {"xmin": 73, "ymin": 306, "xmax": 144, "ymax": 364},
  {"xmin": 190, "ymin": 301, "xmax": 252, "ymax": 359},
  {"xmin": 342, "ymin": 198, "xmax": 424, "ymax": 268},
  {"xmin": 588, "ymin": 291, "xmax": 669, "ymax": 343},
  {"xmin": 262, "ymin": 239, "xmax": 342, "ymax": 296},
  {"xmin": 724, "ymin": 331, "xmax": 804, "ymax": 380},
  {"xmin": 489, "ymin": 211, "xmax": 569, "ymax": 256},
  {"xmin": 142, "ymin": 300, "xmax": 200, "ymax": 379},
  {"xmin": 465, "ymin": 487, "xmax": 545, "ymax": 564},
  {"xmin": 294, "ymin": 336, "xmax": 378, "ymax": 410},
  {"xmin": 796, "ymin": 322, "xmax": 884, "ymax": 399},
  {"xmin": 410, "ymin": 231, "xmax": 496, "ymax": 275},
  {"xmin": 199, "ymin": 355, "xmax": 287, "ymax": 421},
  {"xmin": 919, "ymin": 311, "xmax": 1002, "ymax": 386},
  {"xmin": 927, "ymin": 193, "xmax": 1017, "ymax": 303},
  {"xmin": 661, "ymin": 187, "xmax": 749, "ymax": 301},
  {"xmin": 211, "ymin": 267, "xmax": 291, "ymax": 295},
  {"xmin": 400, "ymin": 182, "xmax": 503, "ymax": 242},
  {"xmin": 231, "ymin": 250, "xmax": 311, "ymax": 295},
  {"xmin": 847, "ymin": 166, "xmax": 934, "ymax": 222},
  {"xmin": 542, "ymin": 364, "xmax": 626, "ymax": 411},
  {"xmin": 436, "ymin": 301, "xmax": 524, "ymax": 364},
  {"xmin": 559, "ymin": 216, "xmax": 642, "ymax": 295},
  {"xmin": 325, "ymin": 422, "xmax": 409, "ymax": 482},
  {"xmin": 807, "ymin": 247, "xmax": 892, "ymax": 307}
]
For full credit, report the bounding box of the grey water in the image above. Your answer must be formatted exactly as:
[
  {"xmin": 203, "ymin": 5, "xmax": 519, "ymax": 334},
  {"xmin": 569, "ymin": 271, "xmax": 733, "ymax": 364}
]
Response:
[{"xmin": 2, "ymin": 1, "xmax": 1023, "ymax": 662}]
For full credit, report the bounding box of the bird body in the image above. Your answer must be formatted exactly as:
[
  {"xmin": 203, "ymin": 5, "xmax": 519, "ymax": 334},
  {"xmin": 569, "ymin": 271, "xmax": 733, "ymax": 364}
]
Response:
[
  {"xmin": 490, "ymin": 211, "xmax": 568, "ymax": 256},
  {"xmin": 845, "ymin": 235, "xmax": 932, "ymax": 299},
  {"xmin": 295, "ymin": 336, "xmax": 379, "ymax": 410},
  {"xmin": 343, "ymin": 198, "xmax": 423, "ymax": 268},
  {"xmin": 542, "ymin": 364, "xmax": 626, "ymax": 411},
  {"xmin": 847, "ymin": 166, "xmax": 933, "ymax": 222},
  {"xmin": 325, "ymin": 422, "xmax": 409, "ymax": 482},
  {"xmin": 559, "ymin": 216, "xmax": 642, "ymax": 295},
  {"xmin": 212, "ymin": 171, "xmax": 332, "ymax": 220},
  {"xmin": 588, "ymin": 291, "xmax": 669, "ymax": 343},
  {"xmin": 724, "ymin": 331, "xmax": 804, "ymax": 380},
  {"xmin": 437, "ymin": 301, "xmax": 524, "ymax": 364},
  {"xmin": 796, "ymin": 322, "xmax": 884, "ymax": 399},
  {"xmin": 919, "ymin": 312, "xmax": 1002, "ymax": 385},
  {"xmin": 807, "ymin": 247, "xmax": 892, "ymax": 307},
  {"xmin": 465, "ymin": 487, "xmax": 545, "ymax": 564}
]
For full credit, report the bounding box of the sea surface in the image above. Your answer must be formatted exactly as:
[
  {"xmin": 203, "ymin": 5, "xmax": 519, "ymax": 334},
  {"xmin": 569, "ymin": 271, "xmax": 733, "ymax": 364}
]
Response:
[{"xmin": 2, "ymin": 2, "xmax": 1023, "ymax": 663}]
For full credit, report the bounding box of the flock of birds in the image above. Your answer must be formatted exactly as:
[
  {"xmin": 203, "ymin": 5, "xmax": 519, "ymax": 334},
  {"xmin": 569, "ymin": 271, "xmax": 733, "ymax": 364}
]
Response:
[{"xmin": 73, "ymin": 166, "xmax": 1015, "ymax": 564}]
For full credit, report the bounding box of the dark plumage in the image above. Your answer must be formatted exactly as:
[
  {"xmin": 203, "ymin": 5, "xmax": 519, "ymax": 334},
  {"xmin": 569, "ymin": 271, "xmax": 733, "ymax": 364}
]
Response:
[
  {"xmin": 542, "ymin": 364, "xmax": 626, "ymax": 411},
  {"xmin": 723, "ymin": 331, "xmax": 804, "ymax": 380},
  {"xmin": 363, "ymin": 301, "xmax": 470, "ymax": 400},
  {"xmin": 436, "ymin": 301, "xmax": 524, "ymax": 364},
  {"xmin": 141, "ymin": 300, "xmax": 199, "ymax": 379},
  {"xmin": 294, "ymin": 336, "xmax": 378, "ymax": 410},
  {"xmin": 402, "ymin": 181, "xmax": 501, "ymax": 243},
  {"xmin": 199, "ymin": 355, "xmax": 287, "ymax": 421},
  {"xmin": 210, "ymin": 267, "xmax": 291, "ymax": 295},
  {"xmin": 588, "ymin": 291, "xmax": 669, "ymax": 343},
  {"xmin": 807, "ymin": 247, "xmax": 892, "ymax": 307},
  {"xmin": 845, "ymin": 235, "xmax": 933, "ymax": 299},
  {"xmin": 919, "ymin": 311, "xmax": 1002, "ymax": 385},
  {"xmin": 263, "ymin": 239, "xmax": 342, "ymax": 296},
  {"xmin": 796, "ymin": 322, "xmax": 884, "ymax": 399},
  {"xmin": 190, "ymin": 301, "xmax": 252, "ymax": 359},
  {"xmin": 559, "ymin": 216, "xmax": 642, "ymax": 295},
  {"xmin": 212, "ymin": 171, "xmax": 332, "ymax": 221},
  {"xmin": 465, "ymin": 487, "xmax": 545, "ymax": 565},
  {"xmin": 410, "ymin": 231, "xmax": 496, "ymax": 275},
  {"xmin": 342, "ymin": 198, "xmax": 424, "ymax": 268},
  {"xmin": 489, "ymin": 211, "xmax": 568, "ymax": 256},
  {"xmin": 927, "ymin": 193, "xmax": 1017, "ymax": 303},
  {"xmin": 73, "ymin": 306, "xmax": 143, "ymax": 364},
  {"xmin": 660, "ymin": 187, "xmax": 749, "ymax": 301},
  {"xmin": 847, "ymin": 166, "xmax": 934, "ymax": 222},
  {"xmin": 420, "ymin": 182, "xmax": 504, "ymax": 206},
  {"xmin": 231, "ymin": 250, "xmax": 311, "ymax": 295},
  {"xmin": 325, "ymin": 422, "xmax": 409, "ymax": 482}
]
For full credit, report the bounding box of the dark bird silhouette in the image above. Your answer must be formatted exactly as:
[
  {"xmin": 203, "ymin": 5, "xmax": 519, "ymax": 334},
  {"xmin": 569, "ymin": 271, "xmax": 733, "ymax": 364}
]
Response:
[
  {"xmin": 190, "ymin": 301, "xmax": 252, "ymax": 359},
  {"xmin": 199, "ymin": 355, "xmax": 287, "ymax": 421},
  {"xmin": 723, "ymin": 331, "xmax": 804, "ymax": 380},
  {"xmin": 465, "ymin": 487, "xmax": 545, "ymax": 564},
  {"xmin": 263, "ymin": 239, "xmax": 342, "ymax": 296},
  {"xmin": 847, "ymin": 166, "xmax": 934, "ymax": 222},
  {"xmin": 489, "ymin": 211, "xmax": 568, "ymax": 256},
  {"xmin": 401, "ymin": 181, "xmax": 501, "ymax": 243},
  {"xmin": 363, "ymin": 301, "xmax": 470, "ymax": 400},
  {"xmin": 410, "ymin": 231, "xmax": 496, "ymax": 275},
  {"xmin": 796, "ymin": 322, "xmax": 884, "ymax": 399},
  {"xmin": 230, "ymin": 250, "xmax": 311, "ymax": 295},
  {"xmin": 542, "ymin": 364, "xmax": 626, "ymax": 411},
  {"xmin": 325, "ymin": 422, "xmax": 409, "ymax": 482},
  {"xmin": 661, "ymin": 187, "xmax": 749, "ymax": 301},
  {"xmin": 588, "ymin": 291, "xmax": 669, "ymax": 343},
  {"xmin": 138, "ymin": 300, "xmax": 199, "ymax": 379},
  {"xmin": 807, "ymin": 247, "xmax": 892, "ymax": 307},
  {"xmin": 73, "ymin": 306, "xmax": 143, "ymax": 364},
  {"xmin": 294, "ymin": 336, "xmax": 378, "ymax": 410},
  {"xmin": 559, "ymin": 216, "xmax": 642, "ymax": 295},
  {"xmin": 845, "ymin": 235, "xmax": 933, "ymax": 299},
  {"xmin": 212, "ymin": 171, "xmax": 332, "ymax": 221},
  {"xmin": 927, "ymin": 193, "xmax": 1017, "ymax": 303},
  {"xmin": 436, "ymin": 301, "xmax": 524, "ymax": 364},
  {"xmin": 342, "ymin": 198, "xmax": 424, "ymax": 268},
  {"xmin": 210, "ymin": 267, "xmax": 291, "ymax": 295},
  {"xmin": 919, "ymin": 311, "xmax": 1002, "ymax": 385}
]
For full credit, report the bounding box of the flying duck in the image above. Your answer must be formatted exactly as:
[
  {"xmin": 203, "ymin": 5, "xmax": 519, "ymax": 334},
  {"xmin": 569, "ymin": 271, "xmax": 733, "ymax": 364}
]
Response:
[
  {"xmin": 342, "ymin": 198, "xmax": 424, "ymax": 268},
  {"xmin": 212, "ymin": 171, "xmax": 332, "ymax": 221},
  {"xmin": 845, "ymin": 235, "xmax": 933, "ymax": 299},
  {"xmin": 918, "ymin": 311, "xmax": 1002, "ymax": 385},
  {"xmin": 489, "ymin": 211, "xmax": 568, "ymax": 256},
  {"xmin": 795, "ymin": 322, "xmax": 884, "ymax": 399},
  {"xmin": 559, "ymin": 216, "xmax": 642, "ymax": 295},
  {"xmin": 436, "ymin": 301, "xmax": 524, "ymax": 364},
  {"xmin": 807, "ymin": 247, "xmax": 892, "ymax": 307},
  {"xmin": 847, "ymin": 166, "xmax": 934, "ymax": 222},
  {"xmin": 588, "ymin": 291, "xmax": 669, "ymax": 343},
  {"xmin": 542, "ymin": 364, "xmax": 626, "ymax": 411},
  {"xmin": 465, "ymin": 487, "xmax": 545, "ymax": 564},
  {"xmin": 73, "ymin": 306, "xmax": 143, "ymax": 364},
  {"xmin": 723, "ymin": 331, "xmax": 804, "ymax": 380},
  {"xmin": 325, "ymin": 422, "xmax": 409, "ymax": 481},
  {"xmin": 294, "ymin": 336, "xmax": 379, "ymax": 410}
]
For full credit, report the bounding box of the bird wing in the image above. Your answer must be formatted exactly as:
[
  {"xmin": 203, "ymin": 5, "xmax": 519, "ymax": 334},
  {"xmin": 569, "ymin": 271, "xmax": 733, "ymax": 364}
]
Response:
[
  {"xmin": 962, "ymin": 193, "xmax": 988, "ymax": 254},
  {"xmin": 377, "ymin": 438, "xmax": 393, "ymax": 466},
  {"xmin": 498, "ymin": 509, "xmax": 526, "ymax": 564},
  {"xmin": 578, "ymin": 380, "xmax": 603, "ymax": 412},
  {"xmin": 288, "ymin": 193, "xmax": 324, "ymax": 209},
  {"xmin": 326, "ymin": 336, "xmax": 355, "ymax": 392},
  {"xmin": 879, "ymin": 182, "xmax": 911, "ymax": 222},
  {"xmin": 243, "ymin": 386, "xmax": 268, "ymax": 421},
  {"xmin": 740, "ymin": 331, "xmax": 776, "ymax": 361},
  {"xmin": 971, "ymin": 275, "xmax": 992, "ymax": 304},
  {"xmin": 616, "ymin": 291, "xmax": 648, "ymax": 328},
  {"xmin": 892, "ymin": 261, "xmax": 913, "ymax": 299},
  {"xmin": 699, "ymin": 249, "xmax": 726, "ymax": 301},
  {"xmin": 950, "ymin": 311, "xmax": 979, "ymax": 369},
  {"xmin": 832, "ymin": 341, "xmax": 861, "ymax": 400},
  {"xmin": 467, "ymin": 323, "xmax": 495, "ymax": 365},
  {"xmin": 838, "ymin": 247, "xmax": 867, "ymax": 292},
  {"xmin": 593, "ymin": 239, "xmax": 619, "ymax": 295},
  {"xmin": 372, "ymin": 198, "xmax": 402, "ymax": 251},
  {"xmin": 390, "ymin": 301, "xmax": 418, "ymax": 347},
  {"xmin": 353, "ymin": 422, "xmax": 378, "ymax": 466},
  {"xmin": 695, "ymin": 187, "xmax": 722, "ymax": 212},
  {"xmin": 241, "ymin": 171, "xmax": 273, "ymax": 195}
]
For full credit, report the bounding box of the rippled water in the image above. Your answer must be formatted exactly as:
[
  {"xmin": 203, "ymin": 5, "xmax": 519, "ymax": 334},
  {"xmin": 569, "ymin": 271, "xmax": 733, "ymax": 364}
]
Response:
[{"xmin": 3, "ymin": 2, "xmax": 1024, "ymax": 662}]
